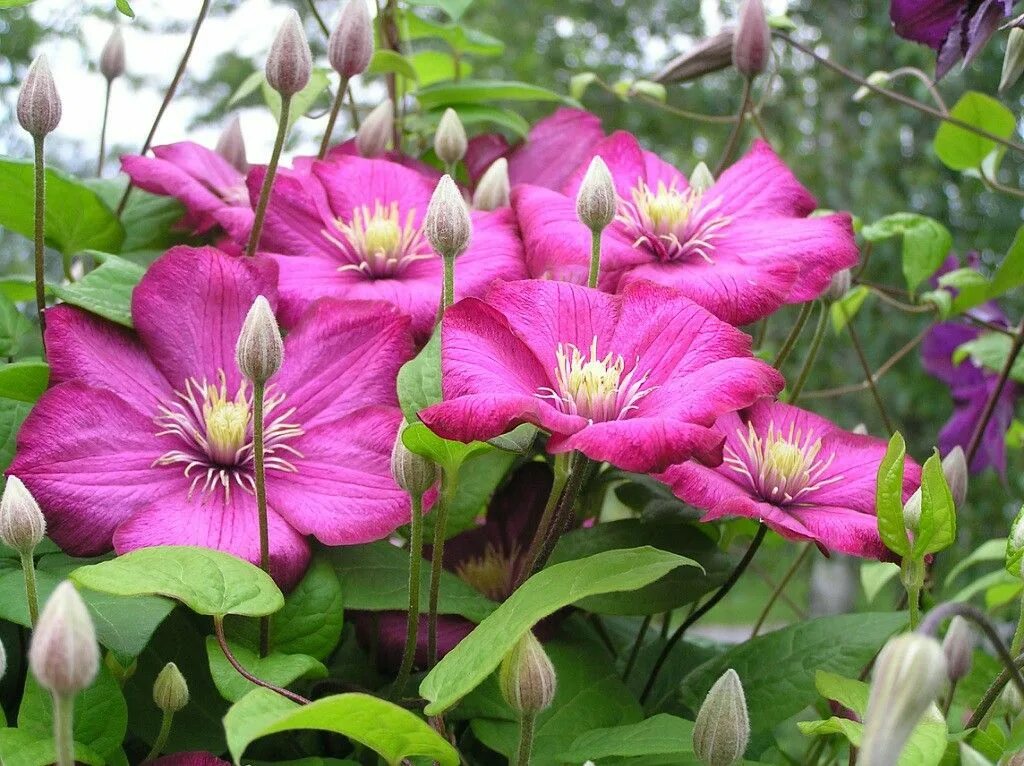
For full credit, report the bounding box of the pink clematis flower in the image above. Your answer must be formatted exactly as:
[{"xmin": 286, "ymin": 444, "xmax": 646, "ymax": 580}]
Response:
[
  {"xmin": 660, "ymin": 400, "xmax": 922, "ymax": 559},
  {"xmin": 513, "ymin": 133, "xmax": 859, "ymax": 324},
  {"xmin": 9, "ymin": 246, "xmax": 416, "ymax": 587},
  {"xmin": 419, "ymin": 279, "xmax": 784, "ymax": 473},
  {"xmin": 121, "ymin": 142, "xmax": 253, "ymax": 236},
  {"xmin": 240, "ymin": 154, "xmax": 527, "ymax": 336}
]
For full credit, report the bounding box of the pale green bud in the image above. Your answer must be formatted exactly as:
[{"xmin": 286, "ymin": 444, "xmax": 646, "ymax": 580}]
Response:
[
  {"xmin": 941, "ymin": 615, "xmax": 973, "ymax": 683},
  {"xmin": 1001, "ymin": 28, "xmax": 1024, "ymax": 94},
  {"xmin": 0, "ymin": 476, "xmax": 46, "ymax": 555},
  {"xmin": 689, "ymin": 162, "xmax": 715, "ymax": 194},
  {"xmin": 434, "ymin": 108, "xmax": 468, "ymax": 167},
  {"xmin": 18, "ymin": 55, "xmax": 61, "ymax": 138},
  {"xmin": 329, "ymin": 0, "xmax": 374, "ymax": 78},
  {"xmin": 424, "ymin": 174, "xmax": 472, "ymax": 260},
  {"xmin": 265, "ymin": 10, "xmax": 312, "ymax": 97},
  {"xmin": 29, "ymin": 581, "xmax": 99, "ymax": 696},
  {"xmin": 472, "ymin": 158, "xmax": 510, "ymax": 211},
  {"xmin": 576, "ymin": 156, "xmax": 616, "ymax": 232},
  {"xmin": 942, "ymin": 446, "xmax": 968, "ymax": 508},
  {"xmin": 236, "ymin": 296, "xmax": 283, "ymax": 385},
  {"xmin": 498, "ymin": 631, "xmax": 556, "ymax": 715},
  {"xmin": 356, "ymin": 100, "xmax": 394, "ymax": 158},
  {"xmin": 153, "ymin": 662, "xmax": 189, "ymax": 713},
  {"xmin": 99, "ymin": 27, "xmax": 126, "ymax": 82},
  {"xmin": 216, "ymin": 115, "xmax": 248, "ymax": 174},
  {"xmin": 692, "ymin": 668, "xmax": 749, "ymax": 766},
  {"xmin": 391, "ymin": 423, "xmax": 436, "ymax": 497}
]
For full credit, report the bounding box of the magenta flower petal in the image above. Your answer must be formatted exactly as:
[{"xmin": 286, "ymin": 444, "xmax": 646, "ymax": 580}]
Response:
[
  {"xmin": 556, "ymin": 417, "xmax": 725, "ymax": 472},
  {"xmin": 709, "ymin": 140, "xmax": 818, "ymax": 218},
  {"xmin": 354, "ymin": 610, "xmax": 473, "ymax": 671},
  {"xmin": 563, "ymin": 131, "xmax": 648, "ymax": 199},
  {"xmin": 891, "ymin": 0, "xmax": 964, "ymax": 47},
  {"xmin": 507, "ymin": 107, "xmax": 606, "ymax": 190},
  {"xmin": 243, "ymin": 167, "xmax": 332, "ymax": 258},
  {"xmin": 151, "ymin": 754, "xmax": 231, "ymax": 766},
  {"xmin": 466, "ymin": 133, "xmax": 512, "ymax": 182},
  {"xmin": 312, "ymin": 156, "xmax": 434, "ymax": 221}
]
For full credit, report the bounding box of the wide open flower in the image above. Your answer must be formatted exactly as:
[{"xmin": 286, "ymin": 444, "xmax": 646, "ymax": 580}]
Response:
[
  {"xmin": 241, "ymin": 155, "xmax": 526, "ymax": 336},
  {"xmin": 513, "ymin": 133, "xmax": 859, "ymax": 324},
  {"xmin": 10, "ymin": 246, "xmax": 415, "ymax": 587},
  {"xmin": 420, "ymin": 279, "xmax": 784, "ymax": 473},
  {"xmin": 121, "ymin": 142, "xmax": 253, "ymax": 236},
  {"xmin": 661, "ymin": 400, "xmax": 922, "ymax": 559}
]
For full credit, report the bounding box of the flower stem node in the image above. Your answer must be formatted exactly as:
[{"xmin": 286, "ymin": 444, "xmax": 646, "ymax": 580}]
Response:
[
  {"xmin": 0, "ymin": 476, "xmax": 46, "ymax": 555},
  {"xmin": 18, "ymin": 55, "xmax": 62, "ymax": 138},
  {"xmin": 434, "ymin": 108, "xmax": 468, "ymax": 168},
  {"xmin": 29, "ymin": 581, "xmax": 99, "ymax": 696},
  {"xmin": 499, "ymin": 631, "xmax": 557, "ymax": 715},
  {"xmin": 473, "ymin": 158, "xmax": 511, "ymax": 211},
  {"xmin": 692, "ymin": 668, "xmax": 750, "ymax": 766},
  {"xmin": 391, "ymin": 424, "xmax": 436, "ymax": 497},
  {"xmin": 942, "ymin": 615, "xmax": 973, "ymax": 683},
  {"xmin": 424, "ymin": 174, "xmax": 472, "ymax": 260},
  {"xmin": 216, "ymin": 115, "xmax": 248, "ymax": 174},
  {"xmin": 576, "ymin": 156, "xmax": 617, "ymax": 233},
  {"xmin": 732, "ymin": 0, "xmax": 770, "ymax": 78},
  {"xmin": 153, "ymin": 662, "xmax": 189, "ymax": 713},
  {"xmin": 356, "ymin": 100, "xmax": 394, "ymax": 158},
  {"xmin": 329, "ymin": 0, "xmax": 374, "ymax": 78},
  {"xmin": 265, "ymin": 9, "xmax": 312, "ymax": 97},
  {"xmin": 861, "ymin": 634, "xmax": 948, "ymax": 766},
  {"xmin": 236, "ymin": 296, "xmax": 283, "ymax": 385},
  {"xmin": 100, "ymin": 27, "xmax": 126, "ymax": 82}
]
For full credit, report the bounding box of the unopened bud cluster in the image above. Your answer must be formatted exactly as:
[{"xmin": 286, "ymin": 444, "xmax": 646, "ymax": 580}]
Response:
[
  {"xmin": 29, "ymin": 581, "xmax": 99, "ymax": 696},
  {"xmin": 266, "ymin": 10, "xmax": 312, "ymax": 97},
  {"xmin": 499, "ymin": 631, "xmax": 556, "ymax": 715},
  {"xmin": 576, "ymin": 156, "xmax": 616, "ymax": 232},
  {"xmin": 424, "ymin": 175, "xmax": 472, "ymax": 260},
  {"xmin": 1, "ymin": 476, "xmax": 46, "ymax": 555},
  {"xmin": 329, "ymin": 0, "xmax": 374, "ymax": 78},
  {"xmin": 236, "ymin": 296, "xmax": 283, "ymax": 385},
  {"xmin": 692, "ymin": 668, "xmax": 749, "ymax": 766},
  {"xmin": 18, "ymin": 55, "xmax": 62, "ymax": 138}
]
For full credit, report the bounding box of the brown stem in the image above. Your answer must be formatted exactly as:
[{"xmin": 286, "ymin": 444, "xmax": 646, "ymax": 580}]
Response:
[
  {"xmin": 213, "ymin": 617, "xmax": 309, "ymax": 705},
  {"xmin": 965, "ymin": 321, "xmax": 1024, "ymax": 464},
  {"xmin": 32, "ymin": 135, "xmax": 47, "ymax": 352},
  {"xmin": 715, "ymin": 76, "xmax": 753, "ymax": 175},
  {"xmin": 800, "ymin": 326, "xmax": 929, "ymax": 399},
  {"xmin": 97, "ymin": 80, "xmax": 112, "ymax": 176},
  {"xmin": 843, "ymin": 304, "xmax": 896, "ymax": 435}
]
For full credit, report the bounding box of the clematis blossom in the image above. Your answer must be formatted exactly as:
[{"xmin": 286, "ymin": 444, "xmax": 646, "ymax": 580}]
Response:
[
  {"xmin": 660, "ymin": 400, "xmax": 922, "ymax": 559},
  {"xmin": 513, "ymin": 133, "xmax": 859, "ymax": 325},
  {"xmin": 10, "ymin": 246, "xmax": 416, "ymax": 587},
  {"xmin": 419, "ymin": 279, "xmax": 784, "ymax": 474},
  {"xmin": 239, "ymin": 154, "xmax": 526, "ymax": 336}
]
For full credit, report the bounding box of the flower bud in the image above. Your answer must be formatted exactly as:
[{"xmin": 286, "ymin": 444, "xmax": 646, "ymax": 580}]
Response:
[
  {"xmin": 825, "ymin": 269, "xmax": 852, "ymax": 302},
  {"xmin": 236, "ymin": 296, "xmax": 283, "ymax": 385},
  {"xmin": 853, "ymin": 71, "xmax": 891, "ymax": 102},
  {"xmin": 1002, "ymin": 28, "xmax": 1024, "ymax": 94},
  {"xmin": 18, "ymin": 55, "xmax": 62, "ymax": 138},
  {"xmin": 499, "ymin": 631, "xmax": 556, "ymax": 715},
  {"xmin": 1006, "ymin": 750, "xmax": 1024, "ymax": 766},
  {"xmin": 941, "ymin": 616, "xmax": 973, "ymax": 683},
  {"xmin": 902, "ymin": 489, "xmax": 922, "ymax": 532},
  {"xmin": 472, "ymin": 158, "xmax": 511, "ymax": 211},
  {"xmin": 153, "ymin": 662, "xmax": 189, "ymax": 713},
  {"xmin": 356, "ymin": 100, "xmax": 394, "ymax": 158},
  {"xmin": 942, "ymin": 446, "xmax": 968, "ymax": 508},
  {"xmin": 576, "ymin": 156, "xmax": 616, "ymax": 232},
  {"xmin": 689, "ymin": 162, "xmax": 715, "ymax": 194},
  {"xmin": 424, "ymin": 174, "xmax": 472, "ymax": 260},
  {"xmin": 29, "ymin": 581, "xmax": 99, "ymax": 696},
  {"xmin": 732, "ymin": 0, "xmax": 770, "ymax": 78},
  {"xmin": 100, "ymin": 27, "xmax": 126, "ymax": 82},
  {"xmin": 265, "ymin": 10, "xmax": 312, "ymax": 97},
  {"xmin": 692, "ymin": 668, "xmax": 749, "ymax": 766},
  {"xmin": 328, "ymin": 0, "xmax": 374, "ymax": 78},
  {"xmin": 215, "ymin": 115, "xmax": 248, "ymax": 174},
  {"xmin": 1002, "ymin": 680, "xmax": 1024, "ymax": 716},
  {"xmin": 654, "ymin": 29, "xmax": 734, "ymax": 84},
  {"xmin": 391, "ymin": 424, "xmax": 436, "ymax": 497},
  {"xmin": 434, "ymin": 108, "xmax": 468, "ymax": 167},
  {"xmin": 0, "ymin": 476, "xmax": 47, "ymax": 555},
  {"xmin": 0, "ymin": 638, "xmax": 6, "ymax": 682},
  {"xmin": 860, "ymin": 634, "xmax": 947, "ymax": 766}
]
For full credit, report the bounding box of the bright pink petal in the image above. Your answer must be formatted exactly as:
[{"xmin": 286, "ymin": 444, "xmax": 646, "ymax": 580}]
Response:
[
  {"xmin": 556, "ymin": 417, "xmax": 725, "ymax": 472},
  {"xmin": 710, "ymin": 140, "xmax": 818, "ymax": 219},
  {"xmin": 270, "ymin": 253, "xmax": 351, "ymax": 328},
  {"xmin": 243, "ymin": 167, "xmax": 335, "ymax": 259},
  {"xmin": 786, "ymin": 504, "xmax": 890, "ymax": 559},
  {"xmin": 455, "ymin": 208, "xmax": 528, "ymax": 296},
  {"xmin": 311, "ymin": 156, "xmax": 435, "ymax": 223},
  {"xmin": 507, "ymin": 107, "xmax": 605, "ymax": 191},
  {"xmin": 563, "ymin": 130, "xmax": 647, "ymax": 199},
  {"xmin": 466, "ymin": 134, "xmax": 511, "ymax": 182},
  {"xmin": 642, "ymin": 149, "xmax": 689, "ymax": 190},
  {"xmin": 151, "ymin": 142, "xmax": 243, "ymax": 192}
]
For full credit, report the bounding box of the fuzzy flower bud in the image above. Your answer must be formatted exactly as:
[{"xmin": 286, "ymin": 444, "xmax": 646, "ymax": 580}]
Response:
[
  {"xmin": 0, "ymin": 638, "xmax": 6, "ymax": 682},
  {"xmin": 391, "ymin": 424, "xmax": 436, "ymax": 497},
  {"xmin": 434, "ymin": 108, "xmax": 468, "ymax": 167},
  {"xmin": 424, "ymin": 174, "xmax": 472, "ymax": 260},
  {"xmin": 942, "ymin": 446, "xmax": 968, "ymax": 508},
  {"xmin": 576, "ymin": 156, "xmax": 616, "ymax": 232},
  {"xmin": 860, "ymin": 634, "xmax": 947, "ymax": 766},
  {"xmin": 100, "ymin": 27, "xmax": 126, "ymax": 82},
  {"xmin": 329, "ymin": 0, "xmax": 374, "ymax": 78},
  {"xmin": 0, "ymin": 476, "xmax": 47, "ymax": 555},
  {"xmin": 356, "ymin": 100, "xmax": 394, "ymax": 158},
  {"xmin": 265, "ymin": 10, "xmax": 312, "ymax": 97},
  {"xmin": 29, "ymin": 581, "xmax": 99, "ymax": 696},
  {"xmin": 472, "ymin": 158, "xmax": 511, "ymax": 211},
  {"xmin": 499, "ymin": 631, "xmax": 556, "ymax": 715},
  {"xmin": 153, "ymin": 662, "xmax": 189, "ymax": 713},
  {"xmin": 825, "ymin": 269, "xmax": 852, "ymax": 302},
  {"xmin": 236, "ymin": 296, "xmax": 283, "ymax": 385},
  {"xmin": 941, "ymin": 616, "xmax": 973, "ymax": 683},
  {"xmin": 18, "ymin": 55, "xmax": 62, "ymax": 138},
  {"xmin": 1002, "ymin": 28, "xmax": 1024, "ymax": 94},
  {"xmin": 689, "ymin": 162, "xmax": 715, "ymax": 194},
  {"xmin": 215, "ymin": 115, "xmax": 248, "ymax": 174},
  {"xmin": 732, "ymin": 0, "xmax": 770, "ymax": 78},
  {"xmin": 654, "ymin": 29, "xmax": 734, "ymax": 84},
  {"xmin": 692, "ymin": 668, "xmax": 749, "ymax": 766},
  {"xmin": 1002, "ymin": 681, "xmax": 1024, "ymax": 715}
]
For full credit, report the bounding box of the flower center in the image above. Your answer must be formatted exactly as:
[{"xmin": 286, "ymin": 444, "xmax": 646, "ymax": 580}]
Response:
[
  {"xmin": 537, "ymin": 337, "xmax": 655, "ymax": 422},
  {"xmin": 153, "ymin": 370, "xmax": 304, "ymax": 499},
  {"xmin": 323, "ymin": 201, "xmax": 432, "ymax": 279},
  {"xmin": 454, "ymin": 542, "xmax": 520, "ymax": 601},
  {"xmin": 723, "ymin": 420, "xmax": 843, "ymax": 506},
  {"xmin": 616, "ymin": 179, "xmax": 730, "ymax": 263}
]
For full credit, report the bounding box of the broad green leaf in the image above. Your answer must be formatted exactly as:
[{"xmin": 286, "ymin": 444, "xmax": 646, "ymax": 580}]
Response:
[
  {"xmin": 0, "ymin": 159, "xmax": 124, "ymax": 256},
  {"xmin": 421, "ymin": 547, "xmax": 694, "ymax": 714},
  {"xmin": 861, "ymin": 213, "xmax": 951, "ymax": 293},
  {"xmin": 89, "ymin": 181, "xmax": 186, "ymax": 256},
  {"xmin": 954, "ymin": 332, "xmax": 1024, "ymax": 383},
  {"xmin": 913, "ymin": 450, "xmax": 956, "ymax": 557},
  {"xmin": 115, "ymin": 0, "xmax": 134, "ymax": 16},
  {"xmin": 0, "ymin": 728, "xmax": 103, "ymax": 766},
  {"xmin": 327, "ymin": 540, "xmax": 496, "ymax": 622},
  {"xmin": 679, "ymin": 612, "xmax": 906, "ymax": 751},
  {"xmin": 0, "ymin": 360, "xmax": 47, "ymax": 403},
  {"xmin": 206, "ymin": 637, "xmax": 326, "ymax": 702},
  {"xmin": 934, "ymin": 92, "xmax": 1015, "ymax": 171},
  {"xmin": 0, "ymin": 292, "xmax": 32, "ymax": 358},
  {"xmin": 571, "ymin": 72, "xmax": 598, "ymax": 100},
  {"xmin": 225, "ymin": 689, "xmax": 460, "ymax": 766},
  {"xmin": 943, "ymin": 226, "xmax": 1024, "ymax": 314},
  {"xmin": 0, "ymin": 0, "xmax": 37, "ymax": 6},
  {"xmin": 368, "ymin": 50, "xmax": 418, "ymax": 81},
  {"xmin": 415, "ymin": 79, "xmax": 575, "ymax": 110},
  {"xmin": 799, "ymin": 707, "xmax": 947, "ymax": 766},
  {"xmin": 946, "ymin": 538, "xmax": 1007, "ymax": 587},
  {"xmin": 49, "ymin": 251, "xmax": 144, "ymax": 328},
  {"xmin": 410, "ymin": 50, "xmax": 474, "ymax": 86},
  {"xmin": 860, "ymin": 560, "xmax": 900, "ymax": 603},
  {"xmin": 397, "ymin": 331, "xmax": 441, "ymax": 420},
  {"xmin": 1008, "ymin": 506, "xmax": 1024, "ymax": 578},
  {"xmin": 0, "ymin": 280, "xmax": 35, "ymax": 303},
  {"xmin": 815, "ymin": 670, "xmax": 869, "ymax": 716},
  {"xmin": 558, "ymin": 714, "xmax": 695, "ymax": 762},
  {"xmin": 0, "ymin": 396, "xmax": 31, "ymax": 479},
  {"xmin": 71, "ymin": 545, "xmax": 284, "ymax": 617},
  {"xmin": 423, "ymin": 104, "xmax": 529, "ymax": 137},
  {"xmin": 401, "ymin": 12, "xmax": 504, "ymax": 56},
  {"xmin": 406, "ymin": 0, "xmax": 473, "ymax": 20},
  {"xmin": 229, "ymin": 70, "xmax": 265, "ymax": 107},
  {"xmin": 830, "ymin": 285, "xmax": 870, "ymax": 334},
  {"xmin": 262, "ymin": 68, "xmax": 331, "ymax": 129},
  {"xmin": 876, "ymin": 433, "xmax": 910, "ymax": 557}
]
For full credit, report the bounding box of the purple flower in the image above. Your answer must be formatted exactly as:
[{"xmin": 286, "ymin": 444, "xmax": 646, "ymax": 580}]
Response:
[{"xmin": 10, "ymin": 246, "xmax": 417, "ymax": 587}]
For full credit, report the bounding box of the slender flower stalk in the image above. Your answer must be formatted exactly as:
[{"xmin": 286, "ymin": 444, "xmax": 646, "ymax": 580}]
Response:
[
  {"xmin": 144, "ymin": 662, "xmax": 188, "ymax": 761},
  {"xmin": 716, "ymin": 76, "xmax": 753, "ymax": 175},
  {"xmin": 52, "ymin": 693, "xmax": 75, "ymax": 766},
  {"xmin": 575, "ymin": 156, "xmax": 615, "ymax": 288},
  {"xmin": 252, "ymin": 379, "xmax": 270, "ymax": 654},
  {"xmin": 97, "ymin": 82, "xmax": 112, "ymax": 176},
  {"xmin": 97, "ymin": 26, "xmax": 124, "ymax": 175},
  {"xmin": 515, "ymin": 712, "xmax": 538, "ymax": 766},
  {"xmin": 423, "ymin": 174, "xmax": 472, "ymax": 312},
  {"xmin": 32, "ymin": 137, "xmax": 47, "ymax": 346},
  {"xmin": 21, "ymin": 551, "xmax": 40, "ymax": 626},
  {"xmin": 515, "ymin": 453, "xmax": 572, "ymax": 589},
  {"xmin": 318, "ymin": 76, "xmax": 349, "ymax": 159},
  {"xmin": 426, "ymin": 478, "xmax": 452, "ymax": 667},
  {"xmin": 786, "ymin": 301, "xmax": 829, "ymax": 404},
  {"xmin": 246, "ymin": 95, "xmax": 293, "ymax": 258},
  {"xmin": 772, "ymin": 301, "xmax": 814, "ymax": 369},
  {"xmin": 1, "ymin": 477, "xmax": 46, "ymax": 625},
  {"xmin": 966, "ymin": 322, "xmax": 1024, "ymax": 465}
]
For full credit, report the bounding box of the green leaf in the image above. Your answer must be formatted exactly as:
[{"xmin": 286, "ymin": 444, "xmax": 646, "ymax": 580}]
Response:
[
  {"xmin": 397, "ymin": 331, "xmax": 441, "ymax": 420},
  {"xmin": 89, "ymin": 181, "xmax": 186, "ymax": 256},
  {"xmin": 1008, "ymin": 506, "xmax": 1024, "ymax": 578},
  {"xmin": 406, "ymin": 0, "xmax": 473, "ymax": 20},
  {"xmin": 0, "ymin": 159, "xmax": 124, "ymax": 256},
  {"xmin": 815, "ymin": 670, "xmax": 869, "ymax": 716},
  {"xmin": 934, "ymin": 91, "xmax": 1016, "ymax": 171},
  {"xmin": 679, "ymin": 612, "xmax": 907, "ymax": 751},
  {"xmin": 954, "ymin": 332, "xmax": 1024, "ymax": 382},
  {"xmin": 327, "ymin": 540, "xmax": 496, "ymax": 622},
  {"xmin": 115, "ymin": 0, "xmax": 134, "ymax": 16},
  {"xmin": 945, "ymin": 538, "xmax": 1006, "ymax": 586},
  {"xmin": 570, "ymin": 72, "xmax": 598, "ymax": 100},
  {"xmin": 0, "ymin": 397, "xmax": 31, "ymax": 479},
  {"xmin": 206, "ymin": 637, "xmax": 326, "ymax": 702},
  {"xmin": 0, "ymin": 728, "xmax": 103, "ymax": 766},
  {"xmin": 49, "ymin": 252, "xmax": 144, "ymax": 328},
  {"xmin": 425, "ymin": 104, "xmax": 529, "ymax": 137},
  {"xmin": 420, "ymin": 546, "xmax": 694, "ymax": 714},
  {"xmin": 262, "ymin": 69, "xmax": 331, "ymax": 129},
  {"xmin": 630, "ymin": 79, "xmax": 667, "ymax": 102},
  {"xmin": 368, "ymin": 50, "xmax": 419, "ymax": 81},
  {"xmin": 224, "ymin": 689, "xmax": 460, "ymax": 766},
  {"xmin": 425, "ymin": 446, "xmax": 515, "ymax": 540},
  {"xmin": 860, "ymin": 560, "xmax": 900, "ymax": 603},
  {"xmin": 861, "ymin": 213, "xmax": 951, "ymax": 293},
  {"xmin": 410, "ymin": 51, "xmax": 474, "ymax": 87},
  {"xmin": 415, "ymin": 80, "xmax": 575, "ymax": 110},
  {"xmin": 913, "ymin": 450, "xmax": 956, "ymax": 557},
  {"xmin": 401, "ymin": 12, "xmax": 504, "ymax": 56},
  {"xmin": 876, "ymin": 433, "xmax": 910, "ymax": 557},
  {"xmin": 558, "ymin": 714, "xmax": 695, "ymax": 762},
  {"xmin": 799, "ymin": 708, "xmax": 947, "ymax": 766},
  {"xmin": 71, "ymin": 546, "xmax": 284, "ymax": 617},
  {"xmin": 229, "ymin": 70, "xmax": 265, "ymax": 108},
  {"xmin": 0, "ymin": 360, "xmax": 47, "ymax": 403},
  {"xmin": 0, "ymin": 293, "xmax": 32, "ymax": 358}
]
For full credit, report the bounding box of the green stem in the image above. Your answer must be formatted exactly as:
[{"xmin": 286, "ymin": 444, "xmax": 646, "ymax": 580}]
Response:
[
  {"xmin": 622, "ymin": 615, "xmax": 652, "ymax": 682},
  {"xmin": 843, "ymin": 309, "xmax": 895, "ymax": 436},
  {"xmin": 253, "ymin": 380, "xmax": 270, "ymax": 656},
  {"xmin": 442, "ymin": 255, "xmax": 455, "ymax": 311},
  {"xmin": 32, "ymin": 135, "xmax": 46, "ymax": 350},
  {"xmin": 965, "ymin": 321, "xmax": 1024, "ymax": 465},
  {"xmin": 515, "ymin": 454, "xmax": 571, "ymax": 589},
  {"xmin": 514, "ymin": 711, "xmax": 537, "ymax": 766},
  {"xmin": 967, "ymin": 653, "xmax": 1024, "ymax": 729},
  {"xmin": 749, "ymin": 543, "xmax": 812, "ymax": 638},
  {"xmin": 246, "ymin": 94, "xmax": 292, "ymax": 258},
  {"xmin": 317, "ymin": 76, "xmax": 349, "ymax": 160},
  {"xmin": 587, "ymin": 229, "xmax": 602, "ymax": 288},
  {"xmin": 903, "ymin": 557, "xmax": 924, "ymax": 629},
  {"xmin": 1012, "ymin": 593, "xmax": 1024, "ymax": 656},
  {"xmin": 392, "ymin": 493, "xmax": 424, "ymax": 699},
  {"xmin": 52, "ymin": 693, "xmax": 74, "ymax": 766},
  {"xmin": 20, "ymin": 551, "xmax": 39, "ymax": 626},
  {"xmin": 772, "ymin": 301, "xmax": 813, "ymax": 369},
  {"xmin": 427, "ymin": 474, "xmax": 452, "ymax": 667},
  {"xmin": 142, "ymin": 709, "xmax": 174, "ymax": 762},
  {"xmin": 97, "ymin": 80, "xmax": 111, "ymax": 176},
  {"xmin": 715, "ymin": 76, "xmax": 752, "ymax": 175},
  {"xmin": 529, "ymin": 453, "xmax": 592, "ymax": 577},
  {"xmin": 786, "ymin": 302, "xmax": 828, "ymax": 404}
]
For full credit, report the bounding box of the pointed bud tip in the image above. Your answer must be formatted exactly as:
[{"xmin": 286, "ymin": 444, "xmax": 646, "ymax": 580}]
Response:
[
  {"xmin": 942, "ymin": 446, "xmax": 968, "ymax": 507},
  {"xmin": 732, "ymin": 0, "xmax": 771, "ymax": 78},
  {"xmin": 153, "ymin": 661, "xmax": 189, "ymax": 713},
  {"xmin": 18, "ymin": 54, "xmax": 62, "ymax": 138},
  {"xmin": 29, "ymin": 581, "xmax": 99, "ymax": 696},
  {"xmin": 100, "ymin": 27, "xmax": 126, "ymax": 81},
  {"xmin": 434, "ymin": 108, "xmax": 468, "ymax": 167},
  {"xmin": 825, "ymin": 269, "xmax": 852, "ymax": 302},
  {"xmin": 236, "ymin": 295, "xmax": 283, "ymax": 384},
  {"xmin": 0, "ymin": 475, "xmax": 46, "ymax": 555},
  {"xmin": 693, "ymin": 668, "xmax": 750, "ymax": 766},
  {"xmin": 356, "ymin": 100, "xmax": 394, "ymax": 158},
  {"xmin": 472, "ymin": 157, "xmax": 511, "ymax": 211},
  {"xmin": 689, "ymin": 162, "xmax": 715, "ymax": 194},
  {"xmin": 329, "ymin": 0, "xmax": 375, "ymax": 78},
  {"xmin": 942, "ymin": 616, "xmax": 974, "ymax": 683},
  {"xmin": 424, "ymin": 174, "xmax": 472, "ymax": 259},
  {"xmin": 215, "ymin": 115, "xmax": 248, "ymax": 174},
  {"xmin": 576, "ymin": 156, "xmax": 617, "ymax": 232},
  {"xmin": 499, "ymin": 632, "xmax": 557, "ymax": 714},
  {"xmin": 266, "ymin": 9, "xmax": 312, "ymax": 97}
]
